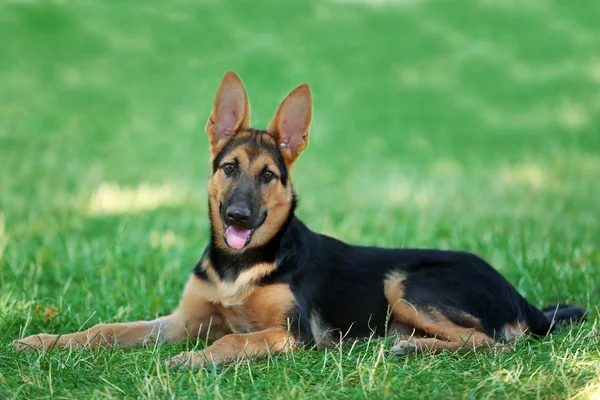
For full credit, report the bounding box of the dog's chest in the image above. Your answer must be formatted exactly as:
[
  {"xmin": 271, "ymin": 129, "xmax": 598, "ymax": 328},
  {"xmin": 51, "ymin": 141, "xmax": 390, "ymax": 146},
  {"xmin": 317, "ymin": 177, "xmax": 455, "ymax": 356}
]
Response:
[
  {"xmin": 216, "ymin": 302, "xmax": 259, "ymax": 334},
  {"xmin": 201, "ymin": 275, "xmax": 256, "ymax": 308},
  {"xmin": 202, "ymin": 278, "xmax": 295, "ymax": 334}
]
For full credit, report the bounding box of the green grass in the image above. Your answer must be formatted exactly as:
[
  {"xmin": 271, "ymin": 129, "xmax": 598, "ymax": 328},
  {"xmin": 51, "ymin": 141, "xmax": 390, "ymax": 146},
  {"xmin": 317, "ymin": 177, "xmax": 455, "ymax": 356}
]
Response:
[{"xmin": 1, "ymin": 0, "xmax": 600, "ymax": 398}]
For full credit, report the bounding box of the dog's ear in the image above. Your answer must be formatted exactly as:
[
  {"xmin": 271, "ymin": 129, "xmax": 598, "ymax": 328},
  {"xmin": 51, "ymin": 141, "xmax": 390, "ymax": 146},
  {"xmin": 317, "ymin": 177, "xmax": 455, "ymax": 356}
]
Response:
[
  {"xmin": 206, "ymin": 71, "xmax": 251, "ymax": 156},
  {"xmin": 267, "ymin": 83, "xmax": 312, "ymax": 166}
]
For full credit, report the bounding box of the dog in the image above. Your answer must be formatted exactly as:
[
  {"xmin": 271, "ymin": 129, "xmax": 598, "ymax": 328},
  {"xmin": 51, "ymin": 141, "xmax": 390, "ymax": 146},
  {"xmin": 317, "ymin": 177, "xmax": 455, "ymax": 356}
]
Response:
[{"xmin": 15, "ymin": 71, "xmax": 586, "ymax": 368}]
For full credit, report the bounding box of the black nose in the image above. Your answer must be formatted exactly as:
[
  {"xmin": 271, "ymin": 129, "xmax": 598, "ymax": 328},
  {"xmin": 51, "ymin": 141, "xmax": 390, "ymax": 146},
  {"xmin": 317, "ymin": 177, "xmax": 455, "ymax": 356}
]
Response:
[{"xmin": 226, "ymin": 205, "xmax": 251, "ymax": 226}]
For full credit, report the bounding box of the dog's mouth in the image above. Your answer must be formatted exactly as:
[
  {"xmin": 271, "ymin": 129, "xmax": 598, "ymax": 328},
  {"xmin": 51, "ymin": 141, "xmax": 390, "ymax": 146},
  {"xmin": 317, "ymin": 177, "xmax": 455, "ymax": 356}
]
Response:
[
  {"xmin": 224, "ymin": 226, "xmax": 253, "ymax": 250},
  {"xmin": 222, "ymin": 211, "xmax": 267, "ymax": 250}
]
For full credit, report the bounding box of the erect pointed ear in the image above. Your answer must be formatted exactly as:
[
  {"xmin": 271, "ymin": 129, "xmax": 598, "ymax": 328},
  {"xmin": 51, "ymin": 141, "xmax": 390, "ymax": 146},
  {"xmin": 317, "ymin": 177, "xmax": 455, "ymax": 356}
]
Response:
[
  {"xmin": 206, "ymin": 71, "xmax": 251, "ymax": 156},
  {"xmin": 267, "ymin": 83, "xmax": 312, "ymax": 166}
]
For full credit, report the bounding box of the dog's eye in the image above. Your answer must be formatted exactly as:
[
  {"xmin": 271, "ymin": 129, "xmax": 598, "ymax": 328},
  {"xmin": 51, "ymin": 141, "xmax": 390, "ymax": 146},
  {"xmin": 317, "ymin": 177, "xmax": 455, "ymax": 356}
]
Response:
[
  {"xmin": 263, "ymin": 170, "xmax": 274, "ymax": 181},
  {"xmin": 223, "ymin": 163, "xmax": 235, "ymax": 174}
]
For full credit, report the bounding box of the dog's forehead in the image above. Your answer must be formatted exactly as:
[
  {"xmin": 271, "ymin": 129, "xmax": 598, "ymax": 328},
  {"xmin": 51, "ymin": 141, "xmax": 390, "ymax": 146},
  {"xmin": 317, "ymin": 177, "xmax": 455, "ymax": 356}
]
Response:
[
  {"xmin": 229, "ymin": 132, "xmax": 279, "ymax": 166},
  {"xmin": 213, "ymin": 130, "xmax": 287, "ymax": 175},
  {"xmin": 242, "ymin": 142, "xmax": 278, "ymax": 167}
]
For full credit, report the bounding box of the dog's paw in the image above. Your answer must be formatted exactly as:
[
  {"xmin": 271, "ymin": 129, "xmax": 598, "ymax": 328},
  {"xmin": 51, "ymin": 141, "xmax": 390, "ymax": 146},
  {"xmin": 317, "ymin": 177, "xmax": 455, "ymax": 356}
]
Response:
[
  {"xmin": 166, "ymin": 351, "xmax": 213, "ymax": 369},
  {"xmin": 492, "ymin": 342, "xmax": 512, "ymax": 354},
  {"xmin": 13, "ymin": 334, "xmax": 60, "ymax": 351},
  {"xmin": 389, "ymin": 340, "xmax": 420, "ymax": 358}
]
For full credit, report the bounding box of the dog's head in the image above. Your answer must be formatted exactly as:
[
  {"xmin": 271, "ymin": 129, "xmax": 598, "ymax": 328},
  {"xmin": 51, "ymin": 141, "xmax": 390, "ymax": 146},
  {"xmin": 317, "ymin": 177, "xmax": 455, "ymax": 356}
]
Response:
[{"xmin": 206, "ymin": 71, "xmax": 312, "ymax": 251}]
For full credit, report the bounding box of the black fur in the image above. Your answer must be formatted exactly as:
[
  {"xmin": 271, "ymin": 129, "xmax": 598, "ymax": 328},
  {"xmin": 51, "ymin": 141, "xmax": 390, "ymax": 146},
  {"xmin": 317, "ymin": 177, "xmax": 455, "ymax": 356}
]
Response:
[{"xmin": 542, "ymin": 304, "xmax": 587, "ymax": 327}]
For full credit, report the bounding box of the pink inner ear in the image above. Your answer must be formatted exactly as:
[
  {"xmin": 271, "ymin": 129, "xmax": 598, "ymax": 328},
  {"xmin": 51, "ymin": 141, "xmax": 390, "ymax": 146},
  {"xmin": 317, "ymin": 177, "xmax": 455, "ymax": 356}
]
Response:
[
  {"xmin": 214, "ymin": 108, "xmax": 239, "ymax": 139},
  {"xmin": 280, "ymin": 119, "xmax": 305, "ymax": 149},
  {"xmin": 212, "ymin": 79, "xmax": 247, "ymax": 142},
  {"xmin": 279, "ymin": 98, "xmax": 310, "ymax": 150}
]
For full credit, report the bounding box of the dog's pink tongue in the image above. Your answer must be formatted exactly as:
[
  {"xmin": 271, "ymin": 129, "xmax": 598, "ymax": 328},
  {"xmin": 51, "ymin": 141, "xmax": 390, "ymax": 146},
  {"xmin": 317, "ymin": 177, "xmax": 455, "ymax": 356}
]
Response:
[{"xmin": 226, "ymin": 226, "xmax": 251, "ymax": 249}]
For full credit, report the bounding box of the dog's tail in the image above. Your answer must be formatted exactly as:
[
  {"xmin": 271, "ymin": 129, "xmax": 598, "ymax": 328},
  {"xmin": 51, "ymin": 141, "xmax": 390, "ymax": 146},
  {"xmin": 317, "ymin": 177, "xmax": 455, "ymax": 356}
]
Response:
[
  {"xmin": 542, "ymin": 303, "xmax": 587, "ymax": 330},
  {"xmin": 524, "ymin": 302, "xmax": 586, "ymax": 336}
]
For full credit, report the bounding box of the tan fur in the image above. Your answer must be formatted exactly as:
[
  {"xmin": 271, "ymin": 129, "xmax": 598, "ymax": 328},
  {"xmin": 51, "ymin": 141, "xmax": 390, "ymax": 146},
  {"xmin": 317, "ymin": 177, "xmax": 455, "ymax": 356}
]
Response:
[
  {"xmin": 502, "ymin": 320, "xmax": 528, "ymax": 341},
  {"xmin": 14, "ymin": 274, "xmax": 228, "ymax": 350},
  {"xmin": 383, "ymin": 271, "xmax": 408, "ymax": 304},
  {"xmin": 207, "ymin": 138, "xmax": 294, "ymax": 251},
  {"xmin": 253, "ymin": 173, "xmax": 293, "ymax": 248},
  {"xmin": 216, "ymin": 283, "xmax": 297, "ymax": 333},
  {"xmin": 189, "ymin": 260, "xmax": 295, "ymax": 332},
  {"xmin": 166, "ymin": 327, "xmax": 295, "ymax": 368},
  {"xmin": 198, "ymin": 258, "xmax": 279, "ymax": 307},
  {"xmin": 384, "ymin": 273, "xmax": 504, "ymax": 354},
  {"xmin": 165, "ymin": 277, "xmax": 297, "ymax": 368}
]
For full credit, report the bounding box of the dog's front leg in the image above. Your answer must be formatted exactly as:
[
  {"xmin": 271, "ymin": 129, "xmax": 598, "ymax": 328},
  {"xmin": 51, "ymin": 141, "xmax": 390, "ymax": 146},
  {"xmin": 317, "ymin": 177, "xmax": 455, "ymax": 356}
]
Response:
[
  {"xmin": 13, "ymin": 314, "xmax": 224, "ymax": 351},
  {"xmin": 14, "ymin": 274, "xmax": 228, "ymax": 351},
  {"xmin": 166, "ymin": 327, "xmax": 295, "ymax": 369}
]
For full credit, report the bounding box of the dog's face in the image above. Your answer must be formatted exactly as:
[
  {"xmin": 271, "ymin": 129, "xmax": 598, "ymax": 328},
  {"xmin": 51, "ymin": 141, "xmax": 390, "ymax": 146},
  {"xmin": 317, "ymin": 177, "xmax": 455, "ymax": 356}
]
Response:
[{"xmin": 206, "ymin": 72, "xmax": 312, "ymax": 251}]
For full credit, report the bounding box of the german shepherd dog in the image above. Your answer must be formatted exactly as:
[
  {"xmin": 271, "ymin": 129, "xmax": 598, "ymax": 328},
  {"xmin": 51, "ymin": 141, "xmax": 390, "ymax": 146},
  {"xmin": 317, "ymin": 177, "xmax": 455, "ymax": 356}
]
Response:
[{"xmin": 15, "ymin": 72, "xmax": 586, "ymax": 368}]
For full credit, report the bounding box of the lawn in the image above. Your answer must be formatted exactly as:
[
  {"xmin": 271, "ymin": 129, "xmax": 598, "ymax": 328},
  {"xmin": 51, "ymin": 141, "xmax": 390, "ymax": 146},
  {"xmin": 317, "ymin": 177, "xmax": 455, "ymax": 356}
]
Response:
[{"xmin": 1, "ymin": 0, "xmax": 599, "ymax": 398}]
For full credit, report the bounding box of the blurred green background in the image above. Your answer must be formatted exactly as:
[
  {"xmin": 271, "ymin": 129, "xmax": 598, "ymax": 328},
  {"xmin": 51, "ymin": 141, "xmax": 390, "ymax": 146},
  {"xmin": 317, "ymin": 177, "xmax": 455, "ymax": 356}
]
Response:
[{"xmin": 1, "ymin": 0, "xmax": 599, "ymax": 398}]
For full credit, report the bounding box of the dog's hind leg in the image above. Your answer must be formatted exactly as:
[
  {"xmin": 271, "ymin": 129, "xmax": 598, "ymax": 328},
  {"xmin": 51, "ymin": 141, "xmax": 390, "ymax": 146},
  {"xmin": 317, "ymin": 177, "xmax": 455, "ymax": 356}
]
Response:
[
  {"xmin": 384, "ymin": 272, "xmax": 505, "ymax": 356},
  {"xmin": 14, "ymin": 275, "xmax": 229, "ymax": 351}
]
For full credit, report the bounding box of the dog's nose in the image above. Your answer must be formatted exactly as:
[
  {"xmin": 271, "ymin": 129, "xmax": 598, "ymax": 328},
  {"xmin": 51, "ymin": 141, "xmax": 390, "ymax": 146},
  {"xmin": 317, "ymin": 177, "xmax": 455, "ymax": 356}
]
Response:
[{"xmin": 226, "ymin": 206, "xmax": 251, "ymax": 226}]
